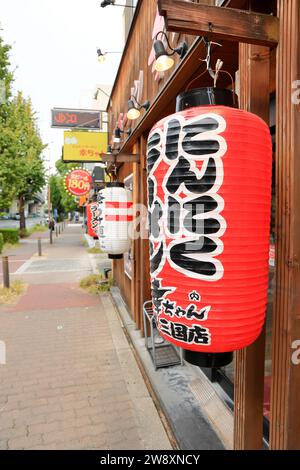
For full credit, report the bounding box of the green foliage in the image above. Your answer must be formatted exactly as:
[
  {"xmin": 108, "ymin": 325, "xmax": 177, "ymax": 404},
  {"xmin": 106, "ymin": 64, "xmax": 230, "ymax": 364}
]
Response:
[
  {"xmin": 0, "ymin": 228, "xmax": 19, "ymax": 244},
  {"xmin": 0, "ymin": 35, "xmax": 13, "ymax": 116},
  {"xmin": 0, "ymin": 233, "xmax": 4, "ymax": 253},
  {"xmin": 56, "ymin": 159, "xmax": 81, "ymax": 176},
  {"xmin": 87, "ymin": 246, "xmax": 102, "ymax": 254},
  {"xmin": 0, "ymin": 35, "xmax": 15, "ymax": 210},
  {"xmin": 50, "ymin": 160, "xmax": 80, "ymax": 216},
  {"xmin": 19, "ymin": 223, "xmax": 47, "ymax": 238},
  {"xmin": 28, "ymin": 224, "xmax": 48, "ymax": 234},
  {"xmin": 0, "ymin": 279, "xmax": 27, "ymax": 305},
  {"xmin": 19, "ymin": 228, "xmax": 29, "ymax": 238},
  {"xmin": 80, "ymin": 274, "xmax": 112, "ymax": 294},
  {"xmin": 0, "ymin": 33, "xmax": 46, "ymax": 225}
]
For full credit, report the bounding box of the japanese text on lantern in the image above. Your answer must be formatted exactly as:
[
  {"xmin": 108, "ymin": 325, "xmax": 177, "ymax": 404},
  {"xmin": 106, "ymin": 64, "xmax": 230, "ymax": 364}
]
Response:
[{"xmin": 147, "ymin": 112, "xmax": 227, "ymax": 346}]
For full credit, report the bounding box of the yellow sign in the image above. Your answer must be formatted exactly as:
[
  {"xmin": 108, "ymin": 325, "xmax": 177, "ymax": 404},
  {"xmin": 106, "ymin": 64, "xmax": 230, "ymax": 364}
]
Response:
[{"xmin": 63, "ymin": 131, "xmax": 107, "ymax": 162}]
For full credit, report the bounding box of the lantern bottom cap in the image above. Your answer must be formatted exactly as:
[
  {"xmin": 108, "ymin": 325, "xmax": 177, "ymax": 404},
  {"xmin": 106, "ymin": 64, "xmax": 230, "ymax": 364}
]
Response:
[
  {"xmin": 183, "ymin": 350, "xmax": 233, "ymax": 368},
  {"xmin": 108, "ymin": 254, "xmax": 123, "ymax": 259}
]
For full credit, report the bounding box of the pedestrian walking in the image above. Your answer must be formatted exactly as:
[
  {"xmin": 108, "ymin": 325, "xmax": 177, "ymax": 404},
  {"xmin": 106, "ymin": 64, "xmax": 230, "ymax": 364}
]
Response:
[{"xmin": 48, "ymin": 218, "xmax": 55, "ymax": 231}]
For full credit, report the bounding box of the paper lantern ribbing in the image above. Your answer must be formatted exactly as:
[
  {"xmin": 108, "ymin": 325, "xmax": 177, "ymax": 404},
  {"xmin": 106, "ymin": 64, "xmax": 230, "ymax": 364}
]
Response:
[
  {"xmin": 98, "ymin": 183, "xmax": 133, "ymax": 259},
  {"xmin": 147, "ymin": 87, "xmax": 272, "ymax": 367},
  {"xmin": 86, "ymin": 202, "xmax": 99, "ymax": 239}
]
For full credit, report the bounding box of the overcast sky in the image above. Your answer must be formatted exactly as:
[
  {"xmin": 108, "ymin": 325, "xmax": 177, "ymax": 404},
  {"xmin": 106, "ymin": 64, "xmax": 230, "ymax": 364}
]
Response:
[{"xmin": 0, "ymin": 0, "xmax": 125, "ymax": 170}]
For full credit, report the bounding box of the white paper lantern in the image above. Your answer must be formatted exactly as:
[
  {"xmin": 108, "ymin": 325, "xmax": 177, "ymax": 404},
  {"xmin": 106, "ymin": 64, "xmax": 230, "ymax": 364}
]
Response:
[{"xmin": 97, "ymin": 183, "xmax": 133, "ymax": 259}]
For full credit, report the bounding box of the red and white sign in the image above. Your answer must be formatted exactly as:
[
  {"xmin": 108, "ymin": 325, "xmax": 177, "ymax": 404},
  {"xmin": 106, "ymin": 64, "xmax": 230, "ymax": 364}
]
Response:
[
  {"xmin": 86, "ymin": 202, "xmax": 99, "ymax": 238},
  {"xmin": 64, "ymin": 169, "xmax": 92, "ymax": 197}
]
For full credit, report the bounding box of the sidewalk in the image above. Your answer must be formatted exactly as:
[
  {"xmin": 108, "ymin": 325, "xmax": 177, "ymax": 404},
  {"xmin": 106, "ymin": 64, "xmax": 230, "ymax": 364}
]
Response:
[{"xmin": 0, "ymin": 225, "xmax": 171, "ymax": 450}]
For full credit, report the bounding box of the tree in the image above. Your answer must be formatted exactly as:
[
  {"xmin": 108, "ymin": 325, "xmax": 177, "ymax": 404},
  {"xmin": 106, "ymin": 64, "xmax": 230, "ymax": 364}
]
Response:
[
  {"xmin": 0, "ymin": 35, "xmax": 13, "ymax": 113},
  {"xmin": 50, "ymin": 160, "xmax": 79, "ymax": 218},
  {"xmin": 0, "ymin": 34, "xmax": 46, "ymax": 228},
  {"xmin": 5, "ymin": 93, "xmax": 46, "ymax": 231},
  {"xmin": 0, "ymin": 35, "xmax": 15, "ymax": 212}
]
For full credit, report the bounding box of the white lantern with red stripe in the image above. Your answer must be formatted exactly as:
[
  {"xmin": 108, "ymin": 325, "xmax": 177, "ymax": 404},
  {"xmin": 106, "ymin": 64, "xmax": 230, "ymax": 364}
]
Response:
[{"xmin": 97, "ymin": 182, "xmax": 133, "ymax": 259}]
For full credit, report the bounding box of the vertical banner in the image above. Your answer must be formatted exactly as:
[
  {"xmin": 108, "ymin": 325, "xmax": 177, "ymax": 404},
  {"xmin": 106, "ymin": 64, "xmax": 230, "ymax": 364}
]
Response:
[{"xmin": 86, "ymin": 202, "xmax": 99, "ymax": 239}]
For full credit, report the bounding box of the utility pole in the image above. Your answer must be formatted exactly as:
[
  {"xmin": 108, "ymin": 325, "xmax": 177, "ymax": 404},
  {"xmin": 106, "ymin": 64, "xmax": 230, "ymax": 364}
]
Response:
[{"xmin": 48, "ymin": 175, "xmax": 51, "ymax": 222}]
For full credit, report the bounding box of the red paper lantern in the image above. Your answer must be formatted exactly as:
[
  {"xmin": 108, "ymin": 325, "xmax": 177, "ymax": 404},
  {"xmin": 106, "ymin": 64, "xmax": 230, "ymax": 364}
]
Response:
[
  {"xmin": 64, "ymin": 169, "xmax": 92, "ymax": 197},
  {"xmin": 147, "ymin": 88, "xmax": 272, "ymax": 367},
  {"xmin": 86, "ymin": 202, "xmax": 99, "ymax": 239}
]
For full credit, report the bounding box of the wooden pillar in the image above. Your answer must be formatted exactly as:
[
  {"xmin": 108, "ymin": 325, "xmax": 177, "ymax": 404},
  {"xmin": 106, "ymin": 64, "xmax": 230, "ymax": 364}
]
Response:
[
  {"xmin": 131, "ymin": 141, "xmax": 142, "ymax": 328},
  {"xmin": 234, "ymin": 42, "xmax": 270, "ymax": 450},
  {"xmin": 270, "ymin": 0, "xmax": 300, "ymax": 450},
  {"xmin": 139, "ymin": 134, "xmax": 151, "ymax": 336}
]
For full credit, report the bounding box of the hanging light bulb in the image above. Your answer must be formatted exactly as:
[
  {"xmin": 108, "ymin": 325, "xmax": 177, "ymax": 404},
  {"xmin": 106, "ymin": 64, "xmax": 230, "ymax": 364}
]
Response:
[
  {"xmin": 97, "ymin": 48, "xmax": 122, "ymax": 63},
  {"xmin": 127, "ymin": 100, "xmax": 141, "ymax": 120},
  {"xmin": 126, "ymin": 97, "xmax": 150, "ymax": 120},
  {"xmin": 155, "ymin": 55, "xmax": 175, "ymax": 73},
  {"xmin": 154, "ymin": 40, "xmax": 175, "ymax": 72},
  {"xmin": 98, "ymin": 54, "xmax": 106, "ymax": 64},
  {"xmin": 153, "ymin": 32, "xmax": 188, "ymax": 73},
  {"xmin": 113, "ymin": 127, "xmax": 122, "ymax": 143},
  {"xmin": 97, "ymin": 49, "xmax": 106, "ymax": 63}
]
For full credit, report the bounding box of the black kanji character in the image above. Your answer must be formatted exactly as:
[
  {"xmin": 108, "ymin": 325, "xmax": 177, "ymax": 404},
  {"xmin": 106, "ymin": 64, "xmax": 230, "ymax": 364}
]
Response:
[
  {"xmin": 170, "ymin": 322, "xmax": 189, "ymax": 342},
  {"xmin": 187, "ymin": 325, "xmax": 210, "ymax": 345},
  {"xmin": 151, "ymin": 280, "xmax": 173, "ymax": 316}
]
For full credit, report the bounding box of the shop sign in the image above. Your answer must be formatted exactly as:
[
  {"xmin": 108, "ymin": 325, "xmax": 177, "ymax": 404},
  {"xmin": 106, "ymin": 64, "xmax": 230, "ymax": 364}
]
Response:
[
  {"xmin": 63, "ymin": 131, "xmax": 107, "ymax": 162},
  {"xmin": 51, "ymin": 108, "xmax": 101, "ymax": 130},
  {"xmin": 64, "ymin": 169, "xmax": 92, "ymax": 197}
]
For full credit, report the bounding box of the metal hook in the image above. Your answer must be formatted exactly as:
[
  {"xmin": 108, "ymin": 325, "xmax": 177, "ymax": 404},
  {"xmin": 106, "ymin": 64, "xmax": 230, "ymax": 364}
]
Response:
[{"xmin": 200, "ymin": 37, "xmax": 222, "ymax": 81}]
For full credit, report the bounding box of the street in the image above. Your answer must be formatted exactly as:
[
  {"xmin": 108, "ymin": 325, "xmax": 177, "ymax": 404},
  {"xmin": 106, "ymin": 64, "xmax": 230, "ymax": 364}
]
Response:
[
  {"xmin": 0, "ymin": 218, "xmax": 46, "ymax": 229},
  {"xmin": 0, "ymin": 224, "xmax": 171, "ymax": 450}
]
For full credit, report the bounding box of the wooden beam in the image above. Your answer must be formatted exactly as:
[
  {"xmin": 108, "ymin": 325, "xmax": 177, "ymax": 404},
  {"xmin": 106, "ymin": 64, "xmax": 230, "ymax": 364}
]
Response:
[
  {"xmin": 270, "ymin": 0, "xmax": 300, "ymax": 450},
  {"xmin": 118, "ymin": 37, "xmax": 212, "ymax": 154},
  {"xmin": 101, "ymin": 153, "xmax": 140, "ymax": 163},
  {"xmin": 234, "ymin": 41, "xmax": 270, "ymax": 450},
  {"xmin": 158, "ymin": 0, "xmax": 279, "ymax": 47}
]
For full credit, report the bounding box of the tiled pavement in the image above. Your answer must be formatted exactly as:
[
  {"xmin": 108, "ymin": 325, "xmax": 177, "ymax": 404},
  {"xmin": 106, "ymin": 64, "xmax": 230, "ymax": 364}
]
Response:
[{"xmin": 0, "ymin": 225, "xmax": 171, "ymax": 450}]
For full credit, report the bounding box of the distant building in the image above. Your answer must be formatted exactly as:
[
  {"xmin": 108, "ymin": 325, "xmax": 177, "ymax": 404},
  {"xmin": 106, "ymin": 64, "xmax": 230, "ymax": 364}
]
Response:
[{"xmin": 9, "ymin": 192, "xmax": 45, "ymax": 218}]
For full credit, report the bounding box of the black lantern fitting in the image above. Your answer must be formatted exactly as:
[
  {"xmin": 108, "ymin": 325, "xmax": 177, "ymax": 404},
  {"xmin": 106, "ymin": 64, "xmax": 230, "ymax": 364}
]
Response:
[
  {"xmin": 127, "ymin": 96, "xmax": 150, "ymax": 120},
  {"xmin": 153, "ymin": 31, "xmax": 188, "ymax": 73},
  {"xmin": 113, "ymin": 126, "xmax": 132, "ymax": 143},
  {"xmin": 97, "ymin": 48, "xmax": 122, "ymax": 63},
  {"xmin": 100, "ymin": 1, "xmax": 135, "ymax": 8}
]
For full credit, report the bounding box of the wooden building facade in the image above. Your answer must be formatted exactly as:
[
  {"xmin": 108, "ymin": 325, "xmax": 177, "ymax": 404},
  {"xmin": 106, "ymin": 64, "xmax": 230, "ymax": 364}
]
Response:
[{"xmin": 105, "ymin": 0, "xmax": 300, "ymax": 450}]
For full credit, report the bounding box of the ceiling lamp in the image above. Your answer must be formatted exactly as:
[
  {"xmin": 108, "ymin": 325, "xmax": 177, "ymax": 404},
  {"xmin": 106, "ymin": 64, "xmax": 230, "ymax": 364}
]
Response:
[
  {"xmin": 97, "ymin": 48, "xmax": 122, "ymax": 63},
  {"xmin": 100, "ymin": 1, "xmax": 135, "ymax": 8},
  {"xmin": 113, "ymin": 127, "xmax": 132, "ymax": 143},
  {"xmin": 153, "ymin": 31, "xmax": 188, "ymax": 73},
  {"xmin": 127, "ymin": 96, "xmax": 150, "ymax": 120}
]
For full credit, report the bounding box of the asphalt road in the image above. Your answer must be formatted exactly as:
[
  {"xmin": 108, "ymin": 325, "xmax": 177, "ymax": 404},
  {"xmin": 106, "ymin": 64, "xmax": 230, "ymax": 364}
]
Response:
[{"xmin": 0, "ymin": 217, "xmax": 46, "ymax": 229}]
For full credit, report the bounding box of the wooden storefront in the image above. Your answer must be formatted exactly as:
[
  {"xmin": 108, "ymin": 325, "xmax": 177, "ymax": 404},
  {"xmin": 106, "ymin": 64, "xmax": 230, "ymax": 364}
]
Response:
[{"xmin": 105, "ymin": 0, "xmax": 300, "ymax": 450}]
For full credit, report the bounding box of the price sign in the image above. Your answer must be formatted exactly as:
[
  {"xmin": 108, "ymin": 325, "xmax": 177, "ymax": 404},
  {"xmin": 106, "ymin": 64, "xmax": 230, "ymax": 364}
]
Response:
[{"xmin": 64, "ymin": 169, "xmax": 93, "ymax": 197}]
